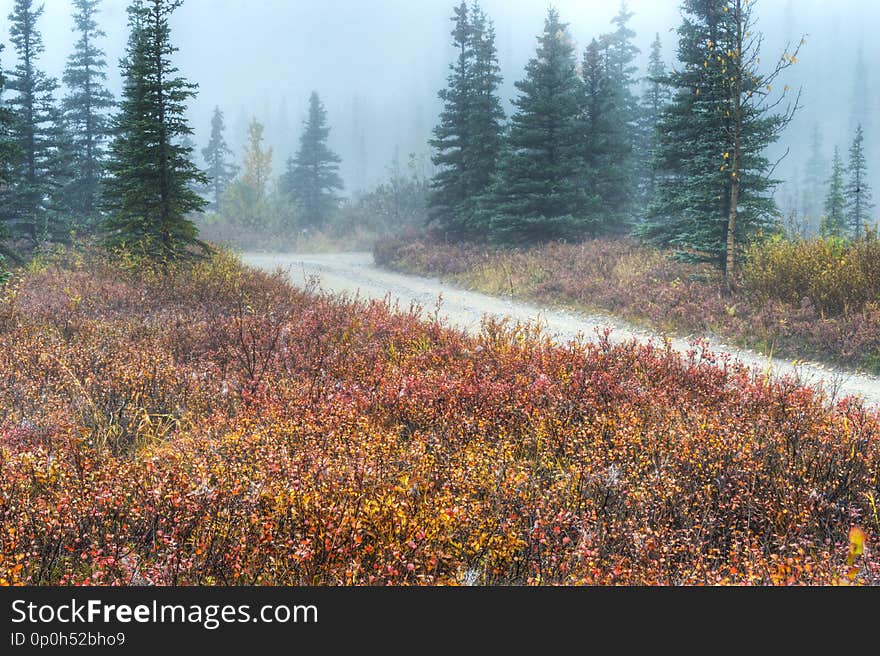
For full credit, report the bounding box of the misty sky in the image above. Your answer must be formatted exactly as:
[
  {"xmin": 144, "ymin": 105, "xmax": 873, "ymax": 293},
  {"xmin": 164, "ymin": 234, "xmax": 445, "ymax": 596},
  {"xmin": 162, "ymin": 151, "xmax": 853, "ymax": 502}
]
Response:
[{"xmin": 1, "ymin": 0, "xmax": 878, "ymax": 205}]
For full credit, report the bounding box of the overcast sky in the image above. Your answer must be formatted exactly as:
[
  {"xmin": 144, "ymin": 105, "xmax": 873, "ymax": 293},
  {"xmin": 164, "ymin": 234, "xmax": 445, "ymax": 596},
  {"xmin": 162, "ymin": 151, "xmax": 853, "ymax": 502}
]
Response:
[{"xmin": 1, "ymin": 0, "xmax": 878, "ymax": 201}]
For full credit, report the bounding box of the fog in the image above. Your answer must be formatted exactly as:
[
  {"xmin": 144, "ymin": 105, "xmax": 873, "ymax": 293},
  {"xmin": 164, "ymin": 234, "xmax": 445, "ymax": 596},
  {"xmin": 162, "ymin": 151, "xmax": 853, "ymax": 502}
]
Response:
[{"xmin": 2, "ymin": 0, "xmax": 878, "ymax": 205}]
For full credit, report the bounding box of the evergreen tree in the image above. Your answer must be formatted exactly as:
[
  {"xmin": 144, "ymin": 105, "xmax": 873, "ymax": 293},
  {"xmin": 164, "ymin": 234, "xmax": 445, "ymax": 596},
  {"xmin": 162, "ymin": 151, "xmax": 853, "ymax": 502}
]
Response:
[
  {"xmin": 641, "ymin": 0, "xmax": 799, "ymax": 277},
  {"xmin": 486, "ymin": 8, "xmax": 586, "ymax": 243},
  {"xmin": 580, "ymin": 39, "xmax": 613, "ymax": 221},
  {"xmin": 593, "ymin": 2, "xmax": 640, "ymax": 228},
  {"xmin": 428, "ymin": 2, "xmax": 472, "ymax": 232},
  {"xmin": 281, "ymin": 91, "xmax": 343, "ymax": 229},
  {"xmin": 845, "ymin": 125, "xmax": 873, "ymax": 239},
  {"xmin": 4, "ymin": 0, "xmax": 69, "ymax": 246},
  {"xmin": 102, "ymin": 0, "xmax": 208, "ymax": 263},
  {"xmin": 201, "ymin": 106, "xmax": 237, "ymax": 212},
  {"xmin": 822, "ymin": 146, "xmax": 846, "ymax": 238},
  {"xmin": 62, "ymin": 0, "xmax": 114, "ymax": 231},
  {"xmin": 580, "ymin": 7, "xmax": 640, "ymax": 235},
  {"xmin": 429, "ymin": 1, "xmax": 504, "ymax": 238},
  {"xmin": 638, "ymin": 33, "xmax": 670, "ymax": 211},
  {"xmin": 802, "ymin": 124, "xmax": 825, "ymax": 229},
  {"xmin": 462, "ymin": 1, "xmax": 504, "ymax": 229},
  {"xmin": 0, "ymin": 43, "xmax": 17, "ymax": 247}
]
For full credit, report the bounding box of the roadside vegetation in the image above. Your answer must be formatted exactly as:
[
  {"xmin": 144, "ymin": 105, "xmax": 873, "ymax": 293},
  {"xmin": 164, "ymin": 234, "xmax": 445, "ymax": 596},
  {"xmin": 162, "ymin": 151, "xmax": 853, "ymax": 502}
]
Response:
[
  {"xmin": 0, "ymin": 249, "xmax": 877, "ymax": 585},
  {"xmin": 376, "ymin": 233, "xmax": 880, "ymax": 374}
]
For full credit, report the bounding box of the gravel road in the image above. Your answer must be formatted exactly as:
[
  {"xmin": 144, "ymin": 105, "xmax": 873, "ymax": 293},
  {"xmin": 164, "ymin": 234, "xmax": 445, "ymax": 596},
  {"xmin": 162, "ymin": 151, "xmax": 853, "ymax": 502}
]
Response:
[{"xmin": 243, "ymin": 251, "xmax": 880, "ymax": 407}]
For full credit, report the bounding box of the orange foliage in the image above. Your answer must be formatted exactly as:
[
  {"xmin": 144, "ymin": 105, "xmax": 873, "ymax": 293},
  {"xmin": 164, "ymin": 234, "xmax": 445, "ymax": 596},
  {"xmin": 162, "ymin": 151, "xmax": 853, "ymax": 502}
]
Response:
[{"xmin": 0, "ymin": 252, "xmax": 877, "ymax": 585}]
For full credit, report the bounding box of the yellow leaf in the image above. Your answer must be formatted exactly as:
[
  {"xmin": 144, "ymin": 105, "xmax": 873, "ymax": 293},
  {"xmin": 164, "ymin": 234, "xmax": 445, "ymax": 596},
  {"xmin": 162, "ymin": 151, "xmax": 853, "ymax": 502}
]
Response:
[{"xmin": 849, "ymin": 527, "xmax": 866, "ymax": 557}]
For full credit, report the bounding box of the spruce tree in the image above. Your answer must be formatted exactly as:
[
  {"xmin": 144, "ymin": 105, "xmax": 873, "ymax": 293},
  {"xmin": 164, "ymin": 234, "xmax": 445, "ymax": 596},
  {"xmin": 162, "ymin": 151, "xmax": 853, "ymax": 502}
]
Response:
[
  {"xmin": 4, "ymin": 0, "xmax": 69, "ymax": 246},
  {"xmin": 593, "ymin": 2, "xmax": 640, "ymax": 229},
  {"xmin": 429, "ymin": 1, "xmax": 504, "ymax": 238},
  {"xmin": 822, "ymin": 147, "xmax": 846, "ymax": 239},
  {"xmin": 102, "ymin": 0, "xmax": 208, "ymax": 263},
  {"xmin": 462, "ymin": 1, "xmax": 504, "ymax": 231},
  {"xmin": 201, "ymin": 106, "xmax": 237, "ymax": 212},
  {"xmin": 845, "ymin": 125, "xmax": 873, "ymax": 239},
  {"xmin": 428, "ymin": 2, "xmax": 472, "ymax": 233},
  {"xmin": 0, "ymin": 44, "xmax": 16, "ymax": 245},
  {"xmin": 62, "ymin": 0, "xmax": 114, "ymax": 231},
  {"xmin": 641, "ymin": 0, "xmax": 798, "ymax": 277},
  {"xmin": 639, "ymin": 33, "xmax": 670, "ymax": 212},
  {"xmin": 281, "ymin": 91, "xmax": 343, "ymax": 229},
  {"xmin": 580, "ymin": 39, "xmax": 613, "ymax": 222},
  {"xmin": 580, "ymin": 14, "xmax": 639, "ymax": 234},
  {"xmin": 487, "ymin": 8, "xmax": 585, "ymax": 244}
]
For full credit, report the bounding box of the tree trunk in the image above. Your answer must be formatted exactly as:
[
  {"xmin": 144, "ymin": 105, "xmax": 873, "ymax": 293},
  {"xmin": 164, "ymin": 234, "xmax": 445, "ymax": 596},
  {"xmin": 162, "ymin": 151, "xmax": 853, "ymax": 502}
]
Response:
[{"xmin": 726, "ymin": 176, "xmax": 739, "ymax": 286}]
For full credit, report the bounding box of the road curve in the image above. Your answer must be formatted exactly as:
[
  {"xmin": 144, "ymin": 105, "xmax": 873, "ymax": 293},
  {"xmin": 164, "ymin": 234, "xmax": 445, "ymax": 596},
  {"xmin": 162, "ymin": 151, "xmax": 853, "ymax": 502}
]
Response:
[{"xmin": 243, "ymin": 251, "xmax": 880, "ymax": 408}]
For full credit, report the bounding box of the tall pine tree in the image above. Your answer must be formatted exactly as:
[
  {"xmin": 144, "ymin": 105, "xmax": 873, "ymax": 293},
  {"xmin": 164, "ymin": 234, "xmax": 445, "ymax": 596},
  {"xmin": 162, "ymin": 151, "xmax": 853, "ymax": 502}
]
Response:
[
  {"xmin": 580, "ymin": 39, "xmax": 613, "ymax": 222},
  {"xmin": 591, "ymin": 2, "xmax": 640, "ymax": 229},
  {"xmin": 486, "ymin": 7, "xmax": 585, "ymax": 244},
  {"xmin": 281, "ymin": 92, "xmax": 343, "ymax": 229},
  {"xmin": 822, "ymin": 146, "xmax": 846, "ymax": 239},
  {"xmin": 580, "ymin": 5, "xmax": 641, "ymax": 236},
  {"xmin": 641, "ymin": 0, "xmax": 798, "ymax": 278},
  {"xmin": 428, "ymin": 2, "xmax": 472, "ymax": 233},
  {"xmin": 461, "ymin": 1, "xmax": 504, "ymax": 231},
  {"xmin": 638, "ymin": 33, "xmax": 670, "ymax": 213},
  {"xmin": 429, "ymin": 1, "xmax": 504, "ymax": 238},
  {"xmin": 0, "ymin": 43, "xmax": 16, "ymax": 246},
  {"xmin": 62, "ymin": 0, "xmax": 114, "ymax": 231},
  {"xmin": 845, "ymin": 126, "xmax": 873, "ymax": 239},
  {"xmin": 4, "ymin": 0, "xmax": 69, "ymax": 247},
  {"xmin": 102, "ymin": 0, "xmax": 207, "ymax": 263},
  {"xmin": 201, "ymin": 106, "xmax": 237, "ymax": 212}
]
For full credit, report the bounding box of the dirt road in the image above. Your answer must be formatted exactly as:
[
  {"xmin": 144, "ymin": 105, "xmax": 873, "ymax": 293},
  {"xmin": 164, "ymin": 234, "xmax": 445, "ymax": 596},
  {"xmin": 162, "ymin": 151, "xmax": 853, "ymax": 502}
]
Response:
[{"xmin": 243, "ymin": 251, "xmax": 880, "ymax": 407}]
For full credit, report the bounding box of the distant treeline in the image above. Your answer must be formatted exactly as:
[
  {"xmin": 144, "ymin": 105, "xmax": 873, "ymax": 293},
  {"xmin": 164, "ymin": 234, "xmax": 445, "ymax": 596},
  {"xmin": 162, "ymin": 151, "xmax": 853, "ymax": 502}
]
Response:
[
  {"xmin": 0, "ymin": 0, "xmax": 874, "ymax": 273},
  {"xmin": 425, "ymin": 1, "xmax": 874, "ymax": 280}
]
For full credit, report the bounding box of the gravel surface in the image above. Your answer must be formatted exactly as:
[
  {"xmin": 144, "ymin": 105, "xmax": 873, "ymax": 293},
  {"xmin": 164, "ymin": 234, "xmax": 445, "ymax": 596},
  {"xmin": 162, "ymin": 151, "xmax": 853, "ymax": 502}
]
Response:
[{"xmin": 244, "ymin": 251, "xmax": 880, "ymax": 408}]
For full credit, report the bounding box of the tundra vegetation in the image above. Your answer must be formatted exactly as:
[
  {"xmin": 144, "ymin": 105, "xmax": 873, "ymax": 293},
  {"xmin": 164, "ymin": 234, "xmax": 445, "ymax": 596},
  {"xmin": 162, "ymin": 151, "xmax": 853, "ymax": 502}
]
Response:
[{"xmin": 0, "ymin": 0, "xmax": 876, "ymax": 586}]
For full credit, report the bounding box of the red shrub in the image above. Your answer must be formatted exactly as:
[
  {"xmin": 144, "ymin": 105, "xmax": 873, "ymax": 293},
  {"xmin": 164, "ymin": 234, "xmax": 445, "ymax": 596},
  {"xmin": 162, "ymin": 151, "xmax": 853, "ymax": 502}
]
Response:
[{"xmin": 0, "ymin": 252, "xmax": 877, "ymax": 586}]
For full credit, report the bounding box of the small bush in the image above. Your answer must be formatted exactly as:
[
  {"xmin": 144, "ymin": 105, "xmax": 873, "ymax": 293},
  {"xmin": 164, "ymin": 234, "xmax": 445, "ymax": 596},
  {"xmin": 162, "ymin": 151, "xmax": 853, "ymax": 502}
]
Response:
[
  {"xmin": 375, "ymin": 233, "xmax": 880, "ymax": 372},
  {"xmin": 743, "ymin": 234, "xmax": 880, "ymax": 317}
]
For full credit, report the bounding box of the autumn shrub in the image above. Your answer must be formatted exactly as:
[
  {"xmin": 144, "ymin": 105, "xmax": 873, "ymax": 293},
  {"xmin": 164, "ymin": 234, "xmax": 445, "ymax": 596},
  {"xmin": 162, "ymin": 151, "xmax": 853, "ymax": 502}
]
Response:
[
  {"xmin": 375, "ymin": 234, "xmax": 880, "ymax": 372},
  {"xmin": 742, "ymin": 234, "xmax": 880, "ymax": 317},
  {"xmin": 0, "ymin": 249, "xmax": 877, "ymax": 586}
]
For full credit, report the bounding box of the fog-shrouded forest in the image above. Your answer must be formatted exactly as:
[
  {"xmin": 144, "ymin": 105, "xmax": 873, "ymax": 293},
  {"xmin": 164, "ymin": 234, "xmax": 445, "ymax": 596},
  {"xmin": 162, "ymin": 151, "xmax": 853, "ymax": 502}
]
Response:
[
  {"xmin": 0, "ymin": 0, "xmax": 878, "ymax": 250},
  {"xmin": 3, "ymin": 0, "xmax": 875, "ymax": 194}
]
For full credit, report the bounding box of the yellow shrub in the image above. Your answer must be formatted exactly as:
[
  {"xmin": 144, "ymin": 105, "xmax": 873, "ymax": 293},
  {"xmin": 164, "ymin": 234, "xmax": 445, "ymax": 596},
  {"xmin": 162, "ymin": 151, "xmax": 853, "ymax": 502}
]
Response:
[{"xmin": 743, "ymin": 234, "xmax": 880, "ymax": 317}]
